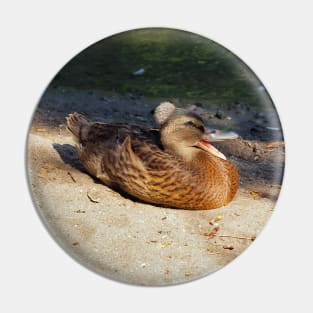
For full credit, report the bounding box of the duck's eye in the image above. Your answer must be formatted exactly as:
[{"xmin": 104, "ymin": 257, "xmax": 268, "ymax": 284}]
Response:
[
  {"xmin": 184, "ymin": 121, "xmax": 205, "ymax": 132},
  {"xmin": 198, "ymin": 125, "xmax": 205, "ymax": 132},
  {"xmin": 185, "ymin": 120, "xmax": 196, "ymax": 127}
]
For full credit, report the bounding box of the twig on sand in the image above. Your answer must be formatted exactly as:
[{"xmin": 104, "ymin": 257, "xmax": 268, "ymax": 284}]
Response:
[
  {"xmin": 203, "ymin": 225, "xmax": 220, "ymax": 237},
  {"xmin": 223, "ymin": 245, "xmax": 234, "ymax": 250},
  {"xmin": 203, "ymin": 215, "xmax": 223, "ymax": 237},
  {"xmin": 199, "ymin": 214, "xmax": 256, "ymax": 242},
  {"xmin": 87, "ymin": 191, "xmax": 99, "ymax": 203},
  {"xmin": 67, "ymin": 171, "xmax": 76, "ymax": 183},
  {"xmin": 213, "ymin": 234, "xmax": 256, "ymax": 241},
  {"xmin": 200, "ymin": 229, "xmax": 256, "ymax": 241}
]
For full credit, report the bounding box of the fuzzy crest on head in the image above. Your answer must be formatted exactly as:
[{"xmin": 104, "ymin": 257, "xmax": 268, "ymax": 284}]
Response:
[{"xmin": 154, "ymin": 102, "xmax": 177, "ymax": 125}]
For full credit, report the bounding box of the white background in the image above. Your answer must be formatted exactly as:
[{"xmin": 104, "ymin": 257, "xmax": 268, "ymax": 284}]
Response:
[{"xmin": 1, "ymin": 1, "xmax": 312, "ymax": 312}]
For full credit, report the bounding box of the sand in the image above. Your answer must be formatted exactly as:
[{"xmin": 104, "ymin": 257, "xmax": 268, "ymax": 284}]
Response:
[{"xmin": 26, "ymin": 88, "xmax": 284, "ymax": 285}]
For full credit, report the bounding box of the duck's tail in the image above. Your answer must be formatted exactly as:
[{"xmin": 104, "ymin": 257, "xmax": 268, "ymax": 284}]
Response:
[{"xmin": 66, "ymin": 112, "xmax": 90, "ymax": 141}]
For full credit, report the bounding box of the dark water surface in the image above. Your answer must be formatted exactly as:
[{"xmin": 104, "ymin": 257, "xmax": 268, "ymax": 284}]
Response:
[{"xmin": 51, "ymin": 28, "xmax": 273, "ymax": 110}]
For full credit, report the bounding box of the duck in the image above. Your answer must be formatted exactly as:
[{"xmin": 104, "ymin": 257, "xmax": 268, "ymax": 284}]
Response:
[{"xmin": 66, "ymin": 102, "xmax": 239, "ymax": 210}]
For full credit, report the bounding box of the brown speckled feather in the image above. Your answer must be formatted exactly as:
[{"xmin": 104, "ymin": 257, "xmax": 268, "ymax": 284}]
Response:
[{"xmin": 66, "ymin": 112, "xmax": 239, "ymax": 210}]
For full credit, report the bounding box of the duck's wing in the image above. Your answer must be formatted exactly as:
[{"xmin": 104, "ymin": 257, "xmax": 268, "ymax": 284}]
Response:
[
  {"xmin": 66, "ymin": 112, "xmax": 166, "ymax": 178},
  {"xmin": 66, "ymin": 112, "xmax": 162, "ymax": 150},
  {"xmin": 101, "ymin": 134, "xmax": 207, "ymax": 209},
  {"xmin": 84, "ymin": 122, "xmax": 162, "ymax": 151}
]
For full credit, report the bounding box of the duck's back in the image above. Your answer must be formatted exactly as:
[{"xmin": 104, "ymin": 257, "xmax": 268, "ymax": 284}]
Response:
[{"xmin": 67, "ymin": 113, "xmax": 163, "ymax": 185}]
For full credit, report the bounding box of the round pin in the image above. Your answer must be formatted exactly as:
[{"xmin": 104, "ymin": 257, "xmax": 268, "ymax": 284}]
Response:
[{"xmin": 27, "ymin": 28, "xmax": 284, "ymax": 286}]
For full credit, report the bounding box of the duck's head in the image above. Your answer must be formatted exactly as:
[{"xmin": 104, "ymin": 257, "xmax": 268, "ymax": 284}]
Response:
[{"xmin": 155, "ymin": 102, "xmax": 238, "ymax": 162}]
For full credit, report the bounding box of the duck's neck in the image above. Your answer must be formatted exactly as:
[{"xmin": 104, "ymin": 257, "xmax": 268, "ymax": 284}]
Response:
[
  {"xmin": 191, "ymin": 150, "xmax": 225, "ymax": 169},
  {"xmin": 165, "ymin": 145, "xmax": 218, "ymax": 167},
  {"xmin": 165, "ymin": 145, "xmax": 196, "ymax": 162}
]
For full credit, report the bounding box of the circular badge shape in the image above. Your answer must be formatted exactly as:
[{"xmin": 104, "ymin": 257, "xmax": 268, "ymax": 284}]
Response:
[{"xmin": 27, "ymin": 28, "xmax": 284, "ymax": 286}]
